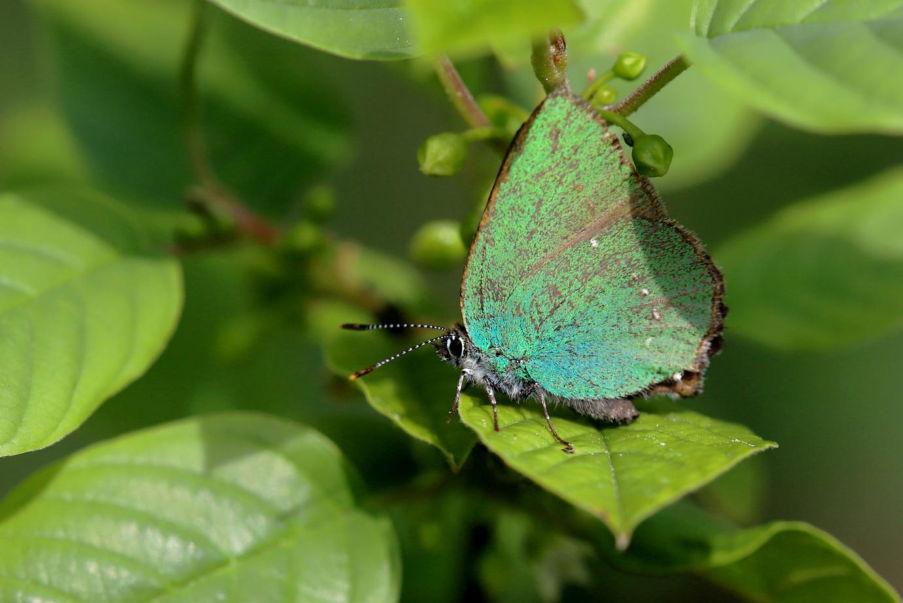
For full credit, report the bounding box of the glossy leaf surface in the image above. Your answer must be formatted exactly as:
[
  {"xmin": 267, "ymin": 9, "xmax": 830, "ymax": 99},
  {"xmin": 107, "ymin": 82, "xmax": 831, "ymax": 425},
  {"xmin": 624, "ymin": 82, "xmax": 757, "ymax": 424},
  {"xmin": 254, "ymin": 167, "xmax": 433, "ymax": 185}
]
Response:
[
  {"xmin": 0, "ymin": 413, "xmax": 400, "ymax": 602},
  {"xmin": 0, "ymin": 190, "xmax": 182, "ymax": 456}
]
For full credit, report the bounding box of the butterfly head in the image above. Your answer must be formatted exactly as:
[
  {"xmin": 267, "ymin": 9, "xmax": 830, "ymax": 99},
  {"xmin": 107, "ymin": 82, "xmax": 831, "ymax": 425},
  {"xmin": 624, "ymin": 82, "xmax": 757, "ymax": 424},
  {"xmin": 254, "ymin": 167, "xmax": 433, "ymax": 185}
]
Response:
[{"xmin": 433, "ymin": 325, "xmax": 473, "ymax": 368}]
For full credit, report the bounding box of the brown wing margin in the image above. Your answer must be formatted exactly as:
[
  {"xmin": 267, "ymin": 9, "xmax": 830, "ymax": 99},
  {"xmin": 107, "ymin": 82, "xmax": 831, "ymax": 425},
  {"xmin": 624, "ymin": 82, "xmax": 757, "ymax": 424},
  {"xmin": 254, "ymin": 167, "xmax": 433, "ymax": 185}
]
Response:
[{"xmin": 642, "ymin": 218, "xmax": 727, "ymax": 399}]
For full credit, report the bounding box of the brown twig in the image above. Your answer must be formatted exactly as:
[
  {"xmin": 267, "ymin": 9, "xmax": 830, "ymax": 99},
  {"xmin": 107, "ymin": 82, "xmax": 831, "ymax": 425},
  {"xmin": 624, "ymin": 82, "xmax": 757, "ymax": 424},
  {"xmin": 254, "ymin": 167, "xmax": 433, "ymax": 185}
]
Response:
[
  {"xmin": 178, "ymin": 0, "xmax": 280, "ymax": 245},
  {"xmin": 434, "ymin": 55, "xmax": 491, "ymax": 129},
  {"xmin": 608, "ymin": 54, "xmax": 691, "ymax": 117}
]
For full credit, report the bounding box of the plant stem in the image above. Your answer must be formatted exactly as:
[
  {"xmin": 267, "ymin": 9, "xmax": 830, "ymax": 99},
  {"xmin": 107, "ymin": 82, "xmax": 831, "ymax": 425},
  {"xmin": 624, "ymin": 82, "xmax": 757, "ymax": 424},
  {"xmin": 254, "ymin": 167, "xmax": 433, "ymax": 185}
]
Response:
[
  {"xmin": 608, "ymin": 54, "xmax": 691, "ymax": 116},
  {"xmin": 531, "ymin": 29, "xmax": 569, "ymax": 93},
  {"xmin": 434, "ymin": 55, "xmax": 491, "ymax": 129},
  {"xmin": 593, "ymin": 107, "xmax": 645, "ymax": 140},
  {"xmin": 179, "ymin": 0, "xmax": 279, "ymax": 245},
  {"xmin": 582, "ymin": 71, "xmax": 615, "ymax": 101}
]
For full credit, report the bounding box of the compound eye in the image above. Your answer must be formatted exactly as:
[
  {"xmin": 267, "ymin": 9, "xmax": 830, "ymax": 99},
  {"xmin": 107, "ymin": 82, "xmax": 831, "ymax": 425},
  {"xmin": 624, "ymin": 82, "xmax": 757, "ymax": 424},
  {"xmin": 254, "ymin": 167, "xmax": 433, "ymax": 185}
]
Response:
[{"xmin": 446, "ymin": 336, "xmax": 464, "ymax": 358}]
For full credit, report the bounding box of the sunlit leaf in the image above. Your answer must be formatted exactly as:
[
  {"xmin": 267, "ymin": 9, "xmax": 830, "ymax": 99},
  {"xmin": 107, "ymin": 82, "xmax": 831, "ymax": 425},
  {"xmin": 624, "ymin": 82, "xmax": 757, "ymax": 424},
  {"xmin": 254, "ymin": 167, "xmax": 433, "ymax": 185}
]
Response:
[
  {"xmin": 208, "ymin": 0, "xmax": 415, "ymax": 60},
  {"xmin": 408, "ymin": 0, "xmax": 583, "ymax": 57},
  {"xmin": 0, "ymin": 103, "xmax": 88, "ymax": 188},
  {"xmin": 0, "ymin": 413, "xmax": 400, "ymax": 602},
  {"xmin": 0, "ymin": 189, "xmax": 182, "ymax": 456},
  {"xmin": 681, "ymin": 0, "xmax": 903, "ymax": 134},
  {"xmin": 458, "ymin": 395, "xmax": 775, "ymax": 546},
  {"xmin": 618, "ymin": 503, "xmax": 899, "ymax": 603},
  {"xmin": 717, "ymin": 169, "xmax": 903, "ymax": 349}
]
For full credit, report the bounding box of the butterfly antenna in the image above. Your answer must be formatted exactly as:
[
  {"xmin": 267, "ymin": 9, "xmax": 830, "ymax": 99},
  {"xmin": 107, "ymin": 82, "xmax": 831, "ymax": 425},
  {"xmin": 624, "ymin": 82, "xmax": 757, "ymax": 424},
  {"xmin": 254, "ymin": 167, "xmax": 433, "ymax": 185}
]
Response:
[
  {"xmin": 341, "ymin": 322, "xmax": 447, "ymax": 332},
  {"xmin": 349, "ymin": 334, "xmax": 446, "ymax": 381}
]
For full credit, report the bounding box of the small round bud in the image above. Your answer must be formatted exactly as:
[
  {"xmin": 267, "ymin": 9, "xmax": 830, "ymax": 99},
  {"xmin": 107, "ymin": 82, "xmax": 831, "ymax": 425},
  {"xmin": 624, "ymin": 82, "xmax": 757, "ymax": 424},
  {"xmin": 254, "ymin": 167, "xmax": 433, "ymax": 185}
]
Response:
[
  {"xmin": 284, "ymin": 220, "xmax": 325, "ymax": 255},
  {"xmin": 613, "ymin": 51, "xmax": 647, "ymax": 81},
  {"xmin": 410, "ymin": 220, "xmax": 466, "ymax": 270},
  {"xmin": 418, "ymin": 132, "xmax": 468, "ymax": 176},
  {"xmin": 302, "ymin": 185, "xmax": 335, "ymax": 223},
  {"xmin": 632, "ymin": 134, "xmax": 673, "ymax": 177},
  {"xmin": 591, "ymin": 85, "xmax": 617, "ymax": 105}
]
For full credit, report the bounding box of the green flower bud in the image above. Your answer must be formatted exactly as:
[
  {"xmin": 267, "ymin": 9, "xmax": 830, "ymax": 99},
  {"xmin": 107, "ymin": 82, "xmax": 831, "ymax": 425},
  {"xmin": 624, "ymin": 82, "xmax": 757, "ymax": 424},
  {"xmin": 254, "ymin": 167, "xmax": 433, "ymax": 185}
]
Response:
[
  {"xmin": 418, "ymin": 132, "xmax": 468, "ymax": 176},
  {"xmin": 284, "ymin": 220, "xmax": 325, "ymax": 255},
  {"xmin": 302, "ymin": 185, "xmax": 335, "ymax": 223},
  {"xmin": 632, "ymin": 134, "xmax": 673, "ymax": 177},
  {"xmin": 410, "ymin": 220, "xmax": 466, "ymax": 270},
  {"xmin": 591, "ymin": 85, "xmax": 617, "ymax": 105},
  {"xmin": 613, "ymin": 51, "xmax": 647, "ymax": 81}
]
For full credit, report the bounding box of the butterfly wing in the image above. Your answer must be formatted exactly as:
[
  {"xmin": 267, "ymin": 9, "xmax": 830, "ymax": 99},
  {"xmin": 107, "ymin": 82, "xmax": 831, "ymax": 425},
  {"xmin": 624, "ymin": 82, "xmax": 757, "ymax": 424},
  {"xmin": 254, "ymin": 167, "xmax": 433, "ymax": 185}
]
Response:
[{"xmin": 461, "ymin": 89, "xmax": 723, "ymax": 400}]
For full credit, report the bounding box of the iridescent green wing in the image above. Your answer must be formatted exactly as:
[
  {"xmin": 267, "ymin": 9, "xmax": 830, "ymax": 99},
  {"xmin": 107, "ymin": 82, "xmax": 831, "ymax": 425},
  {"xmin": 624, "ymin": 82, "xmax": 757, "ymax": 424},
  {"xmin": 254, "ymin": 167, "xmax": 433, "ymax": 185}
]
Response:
[{"xmin": 461, "ymin": 89, "xmax": 723, "ymax": 400}]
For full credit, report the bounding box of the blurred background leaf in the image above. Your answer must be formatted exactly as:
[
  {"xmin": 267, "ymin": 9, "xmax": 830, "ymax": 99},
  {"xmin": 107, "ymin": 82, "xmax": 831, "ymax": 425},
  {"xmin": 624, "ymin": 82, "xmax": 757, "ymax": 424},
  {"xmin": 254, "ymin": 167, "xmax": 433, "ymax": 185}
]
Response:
[
  {"xmin": 556, "ymin": 0, "xmax": 761, "ymax": 192},
  {"xmin": 34, "ymin": 0, "xmax": 350, "ymax": 211},
  {"xmin": 407, "ymin": 0, "xmax": 583, "ymax": 58},
  {"xmin": 0, "ymin": 413, "xmax": 400, "ymax": 602},
  {"xmin": 387, "ymin": 487, "xmax": 475, "ymax": 603},
  {"xmin": 479, "ymin": 507, "xmax": 594, "ymax": 603},
  {"xmin": 717, "ymin": 169, "xmax": 903, "ymax": 350},
  {"xmin": 209, "ymin": 0, "xmax": 416, "ymax": 60},
  {"xmin": 617, "ymin": 502, "xmax": 899, "ymax": 603},
  {"xmin": 681, "ymin": 0, "xmax": 903, "ymax": 134},
  {"xmin": 0, "ymin": 104, "xmax": 88, "ymax": 188},
  {"xmin": 0, "ymin": 189, "xmax": 182, "ymax": 457}
]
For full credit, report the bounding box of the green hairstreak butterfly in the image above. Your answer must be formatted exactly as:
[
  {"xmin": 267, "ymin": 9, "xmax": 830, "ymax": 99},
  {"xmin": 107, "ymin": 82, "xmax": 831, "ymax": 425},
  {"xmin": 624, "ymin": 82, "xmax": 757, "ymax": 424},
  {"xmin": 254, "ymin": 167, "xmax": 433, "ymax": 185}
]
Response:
[{"xmin": 344, "ymin": 86, "xmax": 725, "ymax": 453}]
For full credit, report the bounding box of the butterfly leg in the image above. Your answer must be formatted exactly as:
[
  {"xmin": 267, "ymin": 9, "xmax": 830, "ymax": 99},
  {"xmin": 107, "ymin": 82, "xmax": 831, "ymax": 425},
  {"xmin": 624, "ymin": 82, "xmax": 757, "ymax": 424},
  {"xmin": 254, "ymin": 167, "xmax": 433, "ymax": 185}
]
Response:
[
  {"xmin": 447, "ymin": 371, "xmax": 468, "ymax": 422},
  {"xmin": 538, "ymin": 391, "xmax": 575, "ymax": 454},
  {"xmin": 484, "ymin": 384, "xmax": 500, "ymax": 432}
]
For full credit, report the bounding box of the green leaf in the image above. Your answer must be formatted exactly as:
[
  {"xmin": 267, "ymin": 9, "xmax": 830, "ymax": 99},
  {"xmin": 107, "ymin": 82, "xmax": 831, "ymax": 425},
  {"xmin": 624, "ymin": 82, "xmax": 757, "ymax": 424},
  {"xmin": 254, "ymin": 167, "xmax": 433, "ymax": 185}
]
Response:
[
  {"xmin": 317, "ymin": 303, "xmax": 477, "ymax": 468},
  {"xmin": 309, "ymin": 242, "xmax": 434, "ymax": 318},
  {"xmin": 0, "ymin": 413, "xmax": 401, "ymax": 602},
  {"xmin": 35, "ymin": 0, "xmax": 349, "ymax": 208},
  {"xmin": 208, "ymin": 0, "xmax": 416, "ymax": 60},
  {"xmin": 717, "ymin": 169, "xmax": 903, "ymax": 350},
  {"xmin": 479, "ymin": 507, "xmax": 593, "ymax": 603},
  {"xmin": 619, "ymin": 503, "xmax": 900, "ymax": 603},
  {"xmin": 409, "ymin": 0, "xmax": 584, "ymax": 57},
  {"xmin": 561, "ymin": 0, "xmax": 760, "ymax": 191},
  {"xmin": 388, "ymin": 488, "xmax": 474, "ymax": 603},
  {"xmin": 0, "ymin": 190, "xmax": 182, "ymax": 456},
  {"xmin": 0, "ymin": 103, "xmax": 88, "ymax": 188},
  {"xmin": 696, "ymin": 454, "xmax": 767, "ymax": 524},
  {"xmin": 458, "ymin": 395, "xmax": 775, "ymax": 546},
  {"xmin": 680, "ymin": 0, "xmax": 903, "ymax": 134}
]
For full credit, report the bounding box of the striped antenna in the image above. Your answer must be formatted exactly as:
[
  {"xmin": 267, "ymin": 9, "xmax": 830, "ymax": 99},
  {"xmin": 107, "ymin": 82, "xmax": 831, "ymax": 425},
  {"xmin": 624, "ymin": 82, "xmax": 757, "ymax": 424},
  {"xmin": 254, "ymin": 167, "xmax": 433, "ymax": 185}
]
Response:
[
  {"xmin": 349, "ymin": 333, "xmax": 446, "ymax": 380},
  {"xmin": 341, "ymin": 322, "xmax": 447, "ymax": 332}
]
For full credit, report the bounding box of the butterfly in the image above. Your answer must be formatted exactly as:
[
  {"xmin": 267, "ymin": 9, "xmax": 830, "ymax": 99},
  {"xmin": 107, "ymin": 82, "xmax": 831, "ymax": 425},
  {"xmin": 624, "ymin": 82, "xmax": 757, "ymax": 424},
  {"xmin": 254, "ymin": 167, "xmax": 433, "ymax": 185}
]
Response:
[{"xmin": 344, "ymin": 86, "xmax": 725, "ymax": 453}]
